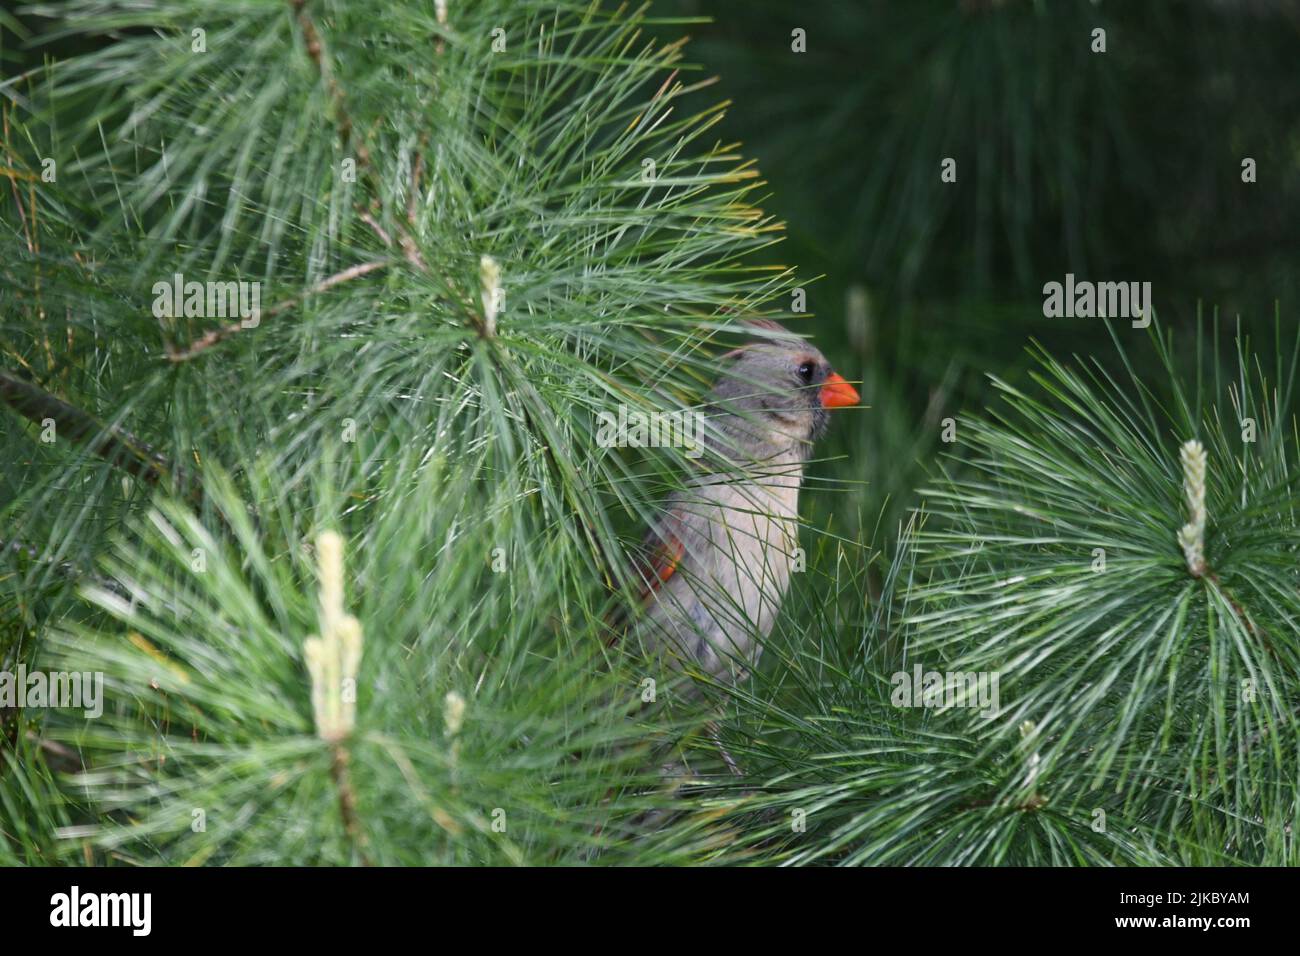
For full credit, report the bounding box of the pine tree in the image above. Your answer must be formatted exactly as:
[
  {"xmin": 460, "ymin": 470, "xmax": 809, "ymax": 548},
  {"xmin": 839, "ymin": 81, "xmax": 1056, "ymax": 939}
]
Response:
[
  {"xmin": 3, "ymin": 2, "xmax": 1298, "ymax": 867},
  {"xmin": 1, "ymin": 0, "xmax": 801, "ymax": 864},
  {"xmin": 697, "ymin": 323, "xmax": 1300, "ymax": 865}
]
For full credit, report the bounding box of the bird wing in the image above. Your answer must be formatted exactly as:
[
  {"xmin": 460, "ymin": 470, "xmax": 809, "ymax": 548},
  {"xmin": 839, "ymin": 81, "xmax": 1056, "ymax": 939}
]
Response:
[
  {"xmin": 634, "ymin": 523, "xmax": 686, "ymax": 600},
  {"xmin": 604, "ymin": 509, "xmax": 688, "ymax": 645}
]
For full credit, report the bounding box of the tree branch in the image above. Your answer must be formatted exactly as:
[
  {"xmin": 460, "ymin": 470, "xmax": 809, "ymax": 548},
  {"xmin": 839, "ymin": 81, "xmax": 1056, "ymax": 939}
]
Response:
[
  {"xmin": 287, "ymin": 0, "xmax": 429, "ymax": 273},
  {"xmin": 330, "ymin": 743, "xmax": 374, "ymax": 866},
  {"xmin": 0, "ymin": 371, "xmax": 174, "ymax": 485},
  {"xmin": 165, "ymin": 259, "xmax": 391, "ymax": 363}
]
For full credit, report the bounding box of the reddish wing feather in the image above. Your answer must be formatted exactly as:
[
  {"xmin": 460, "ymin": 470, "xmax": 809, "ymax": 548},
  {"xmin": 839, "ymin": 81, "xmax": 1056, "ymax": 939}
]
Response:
[
  {"xmin": 636, "ymin": 527, "xmax": 684, "ymax": 601},
  {"xmin": 604, "ymin": 512, "xmax": 687, "ymax": 646}
]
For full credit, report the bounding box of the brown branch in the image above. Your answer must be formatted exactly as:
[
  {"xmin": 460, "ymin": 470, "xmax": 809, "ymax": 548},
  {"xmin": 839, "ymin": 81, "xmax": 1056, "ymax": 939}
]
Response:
[
  {"xmin": 165, "ymin": 259, "xmax": 390, "ymax": 363},
  {"xmin": 0, "ymin": 371, "xmax": 174, "ymax": 485},
  {"xmin": 161, "ymin": 5, "xmax": 417, "ymax": 364},
  {"xmin": 359, "ymin": 212, "xmax": 392, "ymax": 247},
  {"xmin": 330, "ymin": 742, "xmax": 373, "ymax": 866},
  {"xmin": 407, "ymin": 146, "xmax": 425, "ymax": 227},
  {"xmin": 288, "ymin": 0, "xmax": 371, "ymax": 171},
  {"xmin": 398, "ymin": 232, "xmax": 428, "ymax": 272},
  {"xmin": 287, "ymin": 0, "xmax": 431, "ymax": 274}
]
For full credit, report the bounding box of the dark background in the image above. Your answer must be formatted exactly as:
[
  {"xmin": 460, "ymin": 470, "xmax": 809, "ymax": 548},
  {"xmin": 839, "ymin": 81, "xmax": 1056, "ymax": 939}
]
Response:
[{"xmin": 650, "ymin": 0, "xmax": 1300, "ymax": 536}]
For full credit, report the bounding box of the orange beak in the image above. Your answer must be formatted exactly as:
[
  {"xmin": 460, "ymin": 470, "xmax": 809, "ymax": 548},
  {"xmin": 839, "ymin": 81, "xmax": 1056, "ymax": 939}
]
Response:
[{"xmin": 819, "ymin": 372, "xmax": 860, "ymax": 409}]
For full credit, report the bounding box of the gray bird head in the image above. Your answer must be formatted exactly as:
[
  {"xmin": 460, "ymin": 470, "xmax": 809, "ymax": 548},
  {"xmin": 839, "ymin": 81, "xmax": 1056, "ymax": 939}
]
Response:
[{"xmin": 707, "ymin": 320, "xmax": 859, "ymax": 462}]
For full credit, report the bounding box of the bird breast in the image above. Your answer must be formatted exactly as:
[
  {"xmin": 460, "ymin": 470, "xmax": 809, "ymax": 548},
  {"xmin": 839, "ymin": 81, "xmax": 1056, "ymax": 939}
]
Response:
[{"xmin": 643, "ymin": 464, "xmax": 803, "ymax": 682}]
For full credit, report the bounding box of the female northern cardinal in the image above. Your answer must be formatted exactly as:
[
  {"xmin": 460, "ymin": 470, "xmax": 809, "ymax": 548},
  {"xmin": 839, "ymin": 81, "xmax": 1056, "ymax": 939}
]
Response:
[{"xmin": 620, "ymin": 320, "xmax": 859, "ymax": 689}]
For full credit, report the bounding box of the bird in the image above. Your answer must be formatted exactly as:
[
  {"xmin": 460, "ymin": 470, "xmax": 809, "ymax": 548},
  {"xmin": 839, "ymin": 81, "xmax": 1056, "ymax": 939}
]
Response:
[{"xmin": 617, "ymin": 320, "xmax": 859, "ymax": 696}]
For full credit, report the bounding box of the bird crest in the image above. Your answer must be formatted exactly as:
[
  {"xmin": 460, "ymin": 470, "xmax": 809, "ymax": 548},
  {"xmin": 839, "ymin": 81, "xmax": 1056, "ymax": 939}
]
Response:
[{"xmin": 719, "ymin": 316, "xmax": 806, "ymax": 360}]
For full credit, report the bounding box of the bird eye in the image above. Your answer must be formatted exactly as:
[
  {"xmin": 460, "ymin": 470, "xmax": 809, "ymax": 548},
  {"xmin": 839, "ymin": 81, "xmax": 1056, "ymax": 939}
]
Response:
[{"xmin": 797, "ymin": 360, "xmax": 816, "ymax": 382}]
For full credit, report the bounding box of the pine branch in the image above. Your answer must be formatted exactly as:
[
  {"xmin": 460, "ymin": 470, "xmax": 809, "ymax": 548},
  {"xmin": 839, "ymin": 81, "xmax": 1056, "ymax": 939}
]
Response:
[
  {"xmin": 288, "ymin": 0, "xmax": 427, "ymax": 273},
  {"xmin": 0, "ymin": 370, "xmax": 174, "ymax": 484},
  {"xmin": 329, "ymin": 744, "xmax": 373, "ymax": 866},
  {"xmin": 164, "ymin": 259, "xmax": 392, "ymax": 362},
  {"xmin": 288, "ymin": 0, "xmax": 372, "ymax": 171}
]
